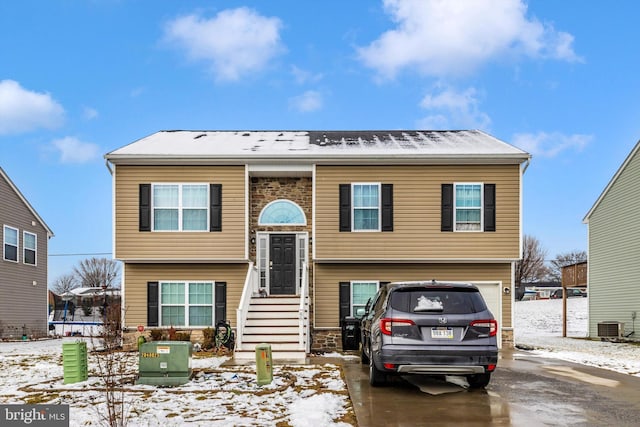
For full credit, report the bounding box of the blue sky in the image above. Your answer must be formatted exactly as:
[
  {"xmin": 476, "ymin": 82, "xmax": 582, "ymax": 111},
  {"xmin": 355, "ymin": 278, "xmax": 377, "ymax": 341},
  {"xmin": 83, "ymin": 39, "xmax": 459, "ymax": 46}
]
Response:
[{"xmin": 1, "ymin": 1, "xmax": 639, "ymax": 285}]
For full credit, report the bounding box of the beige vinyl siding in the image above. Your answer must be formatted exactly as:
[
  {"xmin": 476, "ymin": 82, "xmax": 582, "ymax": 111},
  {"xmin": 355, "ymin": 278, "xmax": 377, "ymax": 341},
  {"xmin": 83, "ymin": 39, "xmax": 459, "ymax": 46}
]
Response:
[
  {"xmin": 0, "ymin": 175, "xmax": 49, "ymax": 337},
  {"xmin": 123, "ymin": 263, "xmax": 247, "ymax": 328},
  {"xmin": 114, "ymin": 165, "xmax": 246, "ymax": 260},
  {"xmin": 587, "ymin": 148, "xmax": 640, "ymax": 338},
  {"xmin": 313, "ymin": 263, "xmax": 512, "ymax": 328},
  {"xmin": 315, "ymin": 165, "xmax": 521, "ymax": 260}
]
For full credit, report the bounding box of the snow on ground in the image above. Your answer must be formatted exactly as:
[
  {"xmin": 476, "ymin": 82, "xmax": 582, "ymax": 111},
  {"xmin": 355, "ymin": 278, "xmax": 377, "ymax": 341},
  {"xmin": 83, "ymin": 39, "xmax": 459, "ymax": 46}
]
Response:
[
  {"xmin": 1, "ymin": 299, "xmax": 639, "ymax": 426},
  {"xmin": 515, "ymin": 298, "xmax": 640, "ymax": 377},
  {"xmin": 0, "ymin": 338, "xmax": 354, "ymax": 426}
]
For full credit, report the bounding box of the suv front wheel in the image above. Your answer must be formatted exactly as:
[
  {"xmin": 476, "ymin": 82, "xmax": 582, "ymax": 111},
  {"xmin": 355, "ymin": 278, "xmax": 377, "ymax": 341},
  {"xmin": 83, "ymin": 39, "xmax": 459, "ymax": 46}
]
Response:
[{"xmin": 466, "ymin": 373, "xmax": 491, "ymax": 389}]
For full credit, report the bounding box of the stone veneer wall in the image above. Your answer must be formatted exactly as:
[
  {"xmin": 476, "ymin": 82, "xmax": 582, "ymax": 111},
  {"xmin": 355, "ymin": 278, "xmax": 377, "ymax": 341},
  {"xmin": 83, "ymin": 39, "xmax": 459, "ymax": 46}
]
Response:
[
  {"xmin": 249, "ymin": 176, "xmax": 316, "ymax": 332},
  {"xmin": 311, "ymin": 329, "xmax": 342, "ymax": 352}
]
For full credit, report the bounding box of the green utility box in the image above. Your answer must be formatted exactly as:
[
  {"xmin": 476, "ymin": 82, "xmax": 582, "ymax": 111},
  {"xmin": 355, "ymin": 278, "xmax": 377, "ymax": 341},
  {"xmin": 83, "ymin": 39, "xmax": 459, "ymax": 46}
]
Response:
[
  {"xmin": 63, "ymin": 341, "xmax": 88, "ymax": 384},
  {"xmin": 255, "ymin": 343, "xmax": 273, "ymax": 386},
  {"xmin": 138, "ymin": 341, "xmax": 193, "ymax": 386}
]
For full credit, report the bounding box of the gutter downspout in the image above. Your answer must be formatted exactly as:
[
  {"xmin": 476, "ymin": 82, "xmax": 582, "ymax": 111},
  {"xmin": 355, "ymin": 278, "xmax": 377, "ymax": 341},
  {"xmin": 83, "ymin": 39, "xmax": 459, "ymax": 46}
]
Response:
[{"xmin": 105, "ymin": 159, "xmax": 114, "ymax": 176}]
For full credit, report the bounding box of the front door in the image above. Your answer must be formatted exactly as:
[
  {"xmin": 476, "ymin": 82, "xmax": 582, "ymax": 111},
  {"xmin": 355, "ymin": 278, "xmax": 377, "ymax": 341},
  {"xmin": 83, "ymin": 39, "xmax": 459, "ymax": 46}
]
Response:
[{"xmin": 270, "ymin": 234, "xmax": 296, "ymax": 295}]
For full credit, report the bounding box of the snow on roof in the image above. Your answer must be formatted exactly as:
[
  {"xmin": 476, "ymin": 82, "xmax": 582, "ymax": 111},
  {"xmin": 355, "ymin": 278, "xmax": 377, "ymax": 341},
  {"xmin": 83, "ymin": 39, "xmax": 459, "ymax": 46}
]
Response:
[{"xmin": 105, "ymin": 130, "xmax": 530, "ymax": 165}]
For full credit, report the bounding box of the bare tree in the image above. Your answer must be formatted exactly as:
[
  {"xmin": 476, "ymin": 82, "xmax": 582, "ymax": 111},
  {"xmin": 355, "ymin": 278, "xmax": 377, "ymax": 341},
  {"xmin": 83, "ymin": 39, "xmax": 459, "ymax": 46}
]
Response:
[
  {"xmin": 515, "ymin": 235, "xmax": 549, "ymax": 288},
  {"xmin": 74, "ymin": 257, "xmax": 121, "ymax": 288},
  {"xmin": 50, "ymin": 273, "xmax": 79, "ymax": 294},
  {"xmin": 547, "ymin": 250, "xmax": 587, "ymax": 282},
  {"xmin": 91, "ymin": 302, "xmax": 131, "ymax": 427}
]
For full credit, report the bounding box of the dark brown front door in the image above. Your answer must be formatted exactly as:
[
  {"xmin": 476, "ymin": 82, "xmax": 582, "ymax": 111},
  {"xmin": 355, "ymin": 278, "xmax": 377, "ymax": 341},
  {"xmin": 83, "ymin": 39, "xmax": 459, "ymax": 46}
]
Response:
[{"xmin": 270, "ymin": 234, "xmax": 296, "ymax": 295}]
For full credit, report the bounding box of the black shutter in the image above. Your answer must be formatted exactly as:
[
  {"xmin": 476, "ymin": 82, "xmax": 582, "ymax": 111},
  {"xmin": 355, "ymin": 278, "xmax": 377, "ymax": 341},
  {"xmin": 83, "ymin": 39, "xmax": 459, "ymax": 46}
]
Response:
[
  {"xmin": 215, "ymin": 281, "xmax": 227, "ymax": 322},
  {"xmin": 381, "ymin": 184, "xmax": 393, "ymax": 232},
  {"xmin": 484, "ymin": 184, "xmax": 496, "ymax": 232},
  {"xmin": 147, "ymin": 282, "xmax": 159, "ymax": 327},
  {"xmin": 441, "ymin": 184, "xmax": 453, "ymax": 232},
  {"xmin": 210, "ymin": 184, "xmax": 222, "ymax": 232},
  {"xmin": 339, "ymin": 282, "xmax": 351, "ymax": 325},
  {"xmin": 139, "ymin": 184, "xmax": 151, "ymax": 232},
  {"xmin": 339, "ymin": 184, "xmax": 351, "ymax": 232}
]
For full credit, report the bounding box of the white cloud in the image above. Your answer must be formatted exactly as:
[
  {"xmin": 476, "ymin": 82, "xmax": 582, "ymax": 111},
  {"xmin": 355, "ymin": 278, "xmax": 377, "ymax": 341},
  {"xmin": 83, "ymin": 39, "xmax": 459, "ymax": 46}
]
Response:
[
  {"xmin": 291, "ymin": 66, "xmax": 323, "ymax": 85},
  {"xmin": 83, "ymin": 106, "xmax": 98, "ymax": 120},
  {"xmin": 51, "ymin": 136, "xmax": 100, "ymax": 164},
  {"xmin": 417, "ymin": 86, "xmax": 491, "ymax": 130},
  {"xmin": 358, "ymin": 0, "xmax": 582, "ymax": 79},
  {"xmin": 164, "ymin": 8, "xmax": 284, "ymax": 82},
  {"xmin": 289, "ymin": 90, "xmax": 323, "ymax": 113},
  {"xmin": 512, "ymin": 132, "xmax": 592, "ymax": 158},
  {"xmin": 0, "ymin": 80, "xmax": 65, "ymax": 135}
]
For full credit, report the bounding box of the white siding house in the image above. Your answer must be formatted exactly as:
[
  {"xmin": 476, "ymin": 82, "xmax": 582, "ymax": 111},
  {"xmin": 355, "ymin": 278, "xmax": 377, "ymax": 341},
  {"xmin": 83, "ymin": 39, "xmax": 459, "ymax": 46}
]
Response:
[{"xmin": 583, "ymin": 140, "xmax": 640, "ymax": 340}]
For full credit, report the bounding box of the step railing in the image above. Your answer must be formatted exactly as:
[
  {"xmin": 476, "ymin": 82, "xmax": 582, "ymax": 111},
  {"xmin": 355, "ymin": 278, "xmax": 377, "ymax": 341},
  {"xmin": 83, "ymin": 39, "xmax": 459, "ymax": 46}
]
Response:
[
  {"xmin": 299, "ymin": 261, "xmax": 310, "ymax": 352},
  {"xmin": 236, "ymin": 262, "xmax": 257, "ymax": 350}
]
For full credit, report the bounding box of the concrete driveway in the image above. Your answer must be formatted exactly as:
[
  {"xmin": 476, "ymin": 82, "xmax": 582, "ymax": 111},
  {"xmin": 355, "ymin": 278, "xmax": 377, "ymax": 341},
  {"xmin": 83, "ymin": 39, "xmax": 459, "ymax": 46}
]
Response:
[{"xmin": 329, "ymin": 349, "xmax": 640, "ymax": 426}]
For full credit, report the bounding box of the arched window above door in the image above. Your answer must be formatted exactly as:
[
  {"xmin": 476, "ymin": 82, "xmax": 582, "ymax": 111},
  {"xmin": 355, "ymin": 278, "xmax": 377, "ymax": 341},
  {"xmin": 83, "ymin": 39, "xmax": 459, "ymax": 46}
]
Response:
[{"xmin": 259, "ymin": 200, "xmax": 306, "ymax": 225}]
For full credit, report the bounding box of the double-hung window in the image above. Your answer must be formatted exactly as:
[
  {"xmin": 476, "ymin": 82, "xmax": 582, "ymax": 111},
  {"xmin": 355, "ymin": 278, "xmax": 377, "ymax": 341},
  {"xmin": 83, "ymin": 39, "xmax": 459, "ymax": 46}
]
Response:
[
  {"xmin": 3, "ymin": 225, "xmax": 18, "ymax": 262},
  {"xmin": 352, "ymin": 183, "xmax": 380, "ymax": 231},
  {"xmin": 160, "ymin": 281, "xmax": 213, "ymax": 327},
  {"xmin": 454, "ymin": 183, "xmax": 482, "ymax": 231},
  {"xmin": 153, "ymin": 184, "xmax": 209, "ymax": 231},
  {"xmin": 351, "ymin": 281, "xmax": 379, "ymax": 318},
  {"xmin": 23, "ymin": 231, "xmax": 36, "ymax": 265}
]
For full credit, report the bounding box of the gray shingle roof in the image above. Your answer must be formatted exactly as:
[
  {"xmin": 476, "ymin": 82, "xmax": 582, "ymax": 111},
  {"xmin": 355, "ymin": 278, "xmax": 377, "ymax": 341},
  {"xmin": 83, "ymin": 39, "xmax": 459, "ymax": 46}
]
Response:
[{"xmin": 105, "ymin": 130, "xmax": 530, "ymax": 165}]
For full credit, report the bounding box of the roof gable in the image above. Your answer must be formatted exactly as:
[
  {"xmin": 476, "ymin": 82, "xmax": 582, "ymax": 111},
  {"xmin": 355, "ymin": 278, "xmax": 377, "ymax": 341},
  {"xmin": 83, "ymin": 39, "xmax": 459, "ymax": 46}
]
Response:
[
  {"xmin": 583, "ymin": 139, "xmax": 640, "ymax": 223},
  {"xmin": 0, "ymin": 167, "xmax": 54, "ymax": 237}
]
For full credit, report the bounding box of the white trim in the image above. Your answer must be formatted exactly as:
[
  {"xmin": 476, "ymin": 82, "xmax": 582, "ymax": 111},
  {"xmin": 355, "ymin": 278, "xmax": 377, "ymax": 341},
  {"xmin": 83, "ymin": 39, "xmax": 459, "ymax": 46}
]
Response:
[
  {"xmin": 351, "ymin": 182, "xmax": 382, "ymax": 232},
  {"xmin": 3, "ymin": 225, "xmax": 19, "ymax": 263},
  {"xmin": 256, "ymin": 232, "xmax": 308, "ymax": 296},
  {"xmin": 453, "ymin": 182, "xmax": 483, "ymax": 232},
  {"xmin": 158, "ymin": 280, "xmax": 215, "ymax": 327},
  {"xmin": 312, "ymin": 165, "xmax": 317, "ymax": 262},
  {"xmin": 313, "ymin": 258, "xmax": 519, "ymax": 263},
  {"xmin": 23, "ymin": 230, "xmax": 37, "ymax": 266},
  {"xmin": 350, "ymin": 280, "xmax": 380, "ymax": 317},
  {"xmin": 245, "ymin": 166, "xmax": 249, "ymax": 261},
  {"xmin": 112, "ymin": 164, "xmax": 117, "ymax": 261},
  {"xmin": 258, "ymin": 199, "xmax": 307, "ymax": 226},
  {"xmin": 151, "ymin": 183, "xmax": 210, "ymax": 232}
]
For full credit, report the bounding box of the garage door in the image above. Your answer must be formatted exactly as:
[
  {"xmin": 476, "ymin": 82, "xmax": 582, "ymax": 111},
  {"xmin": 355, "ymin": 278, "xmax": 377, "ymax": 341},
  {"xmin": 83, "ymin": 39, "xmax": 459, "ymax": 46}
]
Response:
[{"xmin": 473, "ymin": 282, "xmax": 502, "ymax": 349}]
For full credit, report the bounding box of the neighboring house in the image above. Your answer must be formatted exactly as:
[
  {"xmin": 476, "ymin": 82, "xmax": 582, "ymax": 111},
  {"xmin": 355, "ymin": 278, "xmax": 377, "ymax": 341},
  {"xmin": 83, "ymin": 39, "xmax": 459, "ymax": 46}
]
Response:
[
  {"xmin": 105, "ymin": 130, "xmax": 530, "ymax": 359},
  {"xmin": 0, "ymin": 167, "xmax": 54, "ymax": 339},
  {"xmin": 584, "ymin": 140, "xmax": 640, "ymax": 340}
]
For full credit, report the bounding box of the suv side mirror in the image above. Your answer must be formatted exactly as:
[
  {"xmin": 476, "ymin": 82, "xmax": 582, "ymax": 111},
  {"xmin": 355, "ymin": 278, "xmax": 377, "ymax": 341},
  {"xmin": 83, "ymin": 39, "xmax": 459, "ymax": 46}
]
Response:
[{"xmin": 356, "ymin": 308, "xmax": 366, "ymax": 317}]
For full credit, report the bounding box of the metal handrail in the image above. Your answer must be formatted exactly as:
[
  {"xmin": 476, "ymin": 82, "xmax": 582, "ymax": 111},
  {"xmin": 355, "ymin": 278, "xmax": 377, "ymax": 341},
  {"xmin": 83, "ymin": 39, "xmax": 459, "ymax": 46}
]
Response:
[{"xmin": 236, "ymin": 262, "xmax": 257, "ymax": 350}]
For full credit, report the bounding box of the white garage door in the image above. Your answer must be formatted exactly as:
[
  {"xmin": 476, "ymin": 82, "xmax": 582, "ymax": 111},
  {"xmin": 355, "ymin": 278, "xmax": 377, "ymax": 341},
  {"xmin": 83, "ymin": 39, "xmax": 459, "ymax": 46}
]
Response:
[{"xmin": 473, "ymin": 282, "xmax": 502, "ymax": 349}]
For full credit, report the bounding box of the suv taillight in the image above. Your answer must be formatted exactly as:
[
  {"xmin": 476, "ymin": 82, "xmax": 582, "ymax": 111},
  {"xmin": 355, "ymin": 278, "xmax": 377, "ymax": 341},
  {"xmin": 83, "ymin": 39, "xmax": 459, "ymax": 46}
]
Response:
[
  {"xmin": 470, "ymin": 319, "xmax": 498, "ymax": 337},
  {"xmin": 380, "ymin": 318, "xmax": 415, "ymax": 336}
]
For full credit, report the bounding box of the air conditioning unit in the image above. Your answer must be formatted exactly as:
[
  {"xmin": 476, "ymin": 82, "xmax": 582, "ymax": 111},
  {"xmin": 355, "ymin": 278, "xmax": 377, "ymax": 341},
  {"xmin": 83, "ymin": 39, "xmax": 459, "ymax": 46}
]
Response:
[{"xmin": 597, "ymin": 321, "xmax": 624, "ymax": 338}]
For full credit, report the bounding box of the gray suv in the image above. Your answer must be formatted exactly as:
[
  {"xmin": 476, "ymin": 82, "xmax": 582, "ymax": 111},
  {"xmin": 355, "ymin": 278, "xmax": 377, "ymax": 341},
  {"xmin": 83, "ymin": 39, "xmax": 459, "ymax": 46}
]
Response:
[{"xmin": 360, "ymin": 281, "xmax": 498, "ymax": 388}]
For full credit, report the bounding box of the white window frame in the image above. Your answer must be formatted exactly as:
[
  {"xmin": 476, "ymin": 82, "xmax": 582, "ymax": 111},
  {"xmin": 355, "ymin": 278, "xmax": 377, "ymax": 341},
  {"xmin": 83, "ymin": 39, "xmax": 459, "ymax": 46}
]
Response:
[
  {"xmin": 151, "ymin": 183, "xmax": 210, "ymax": 232},
  {"xmin": 259, "ymin": 199, "xmax": 306, "ymax": 226},
  {"xmin": 3, "ymin": 225, "xmax": 19, "ymax": 263},
  {"xmin": 351, "ymin": 183, "xmax": 381, "ymax": 232},
  {"xmin": 159, "ymin": 281, "xmax": 215, "ymax": 327},
  {"xmin": 23, "ymin": 231, "xmax": 37, "ymax": 266},
  {"xmin": 453, "ymin": 182, "xmax": 484, "ymax": 232},
  {"xmin": 351, "ymin": 280, "xmax": 380, "ymax": 317}
]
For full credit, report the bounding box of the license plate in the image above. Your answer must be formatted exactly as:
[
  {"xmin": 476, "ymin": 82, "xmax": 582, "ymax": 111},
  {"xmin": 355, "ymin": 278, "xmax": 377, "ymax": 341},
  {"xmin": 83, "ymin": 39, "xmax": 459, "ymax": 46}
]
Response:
[{"xmin": 431, "ymin": 327, "xmax": 454, "ymax": 339}]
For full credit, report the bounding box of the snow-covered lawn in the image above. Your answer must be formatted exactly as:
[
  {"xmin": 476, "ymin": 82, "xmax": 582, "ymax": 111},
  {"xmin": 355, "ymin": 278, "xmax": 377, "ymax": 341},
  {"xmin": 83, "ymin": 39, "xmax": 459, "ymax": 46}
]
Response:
[
  {"xmin": 515, "ymin": 298, "xmax": 640, "ymax": 377},
  {"xmin": 0, "ymin": 339, "xmax": 354, "ymax": 426},
  {"xmin": 2, "ymin": 299, "xmax": 639, "ymax": 426}
]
